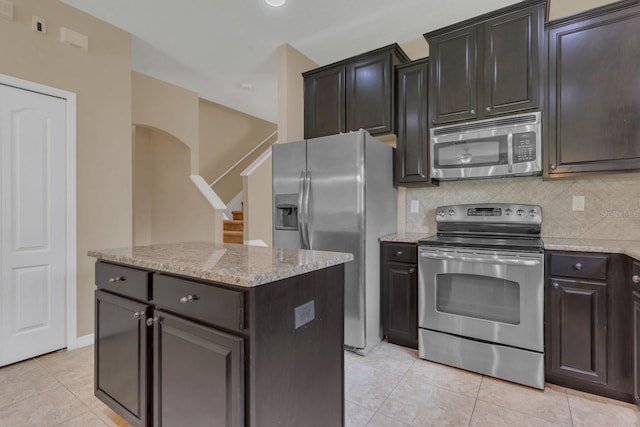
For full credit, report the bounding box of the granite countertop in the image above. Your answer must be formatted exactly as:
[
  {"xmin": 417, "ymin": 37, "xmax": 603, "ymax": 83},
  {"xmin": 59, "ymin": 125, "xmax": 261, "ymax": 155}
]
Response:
[
  {"xmin": 88, "ymin": 241, "xmax": 353, "ymax": 288},
  {"xmin": 543, "ymin": 238, "xmax": 640, "ymax": 261},
  {"xmin": 379, "ymin": 233, "xmax": 431, "ymax": 243}
]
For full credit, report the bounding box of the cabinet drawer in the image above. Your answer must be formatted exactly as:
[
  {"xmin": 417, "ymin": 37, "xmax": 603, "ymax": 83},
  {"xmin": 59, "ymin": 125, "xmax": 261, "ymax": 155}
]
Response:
[
  {"xmin": 382, "ymin": 243, "xmax": 417, "ymax": 264},
  {"xmin": 153, "ymin": 275, "xmax": 244, "ymax": 331},
  {"xmin": 549, "ymin": 253, "xmax": 608, "ymax": 280},
  {"xmin": 95, "ymin": 261, "xmax": 151, "ymax": 301}
]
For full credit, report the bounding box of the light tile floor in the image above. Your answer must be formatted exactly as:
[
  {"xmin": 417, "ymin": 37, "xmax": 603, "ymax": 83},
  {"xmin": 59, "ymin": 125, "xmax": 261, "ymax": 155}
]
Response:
[{"xmin": 0, "ymin": 342, "xmax": 639, "ymax": 426}]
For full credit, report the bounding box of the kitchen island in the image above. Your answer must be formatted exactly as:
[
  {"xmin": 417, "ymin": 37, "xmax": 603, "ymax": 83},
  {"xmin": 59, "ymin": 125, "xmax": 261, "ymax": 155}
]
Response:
[{"xmin": 88, "ymin": 241, "xmax": 352, "ymax": 427}]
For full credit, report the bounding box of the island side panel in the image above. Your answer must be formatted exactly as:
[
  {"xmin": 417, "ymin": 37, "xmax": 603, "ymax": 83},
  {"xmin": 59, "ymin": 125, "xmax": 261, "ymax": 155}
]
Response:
[{"xmin": 249, "ymin": 264, "xmax": 345, "ymax": 427}]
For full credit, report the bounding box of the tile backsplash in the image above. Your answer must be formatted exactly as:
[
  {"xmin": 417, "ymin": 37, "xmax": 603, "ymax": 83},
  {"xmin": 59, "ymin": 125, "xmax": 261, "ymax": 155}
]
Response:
[{"xmin": 405, "ymin": 176, "xmax": 640, "ymax": 240}]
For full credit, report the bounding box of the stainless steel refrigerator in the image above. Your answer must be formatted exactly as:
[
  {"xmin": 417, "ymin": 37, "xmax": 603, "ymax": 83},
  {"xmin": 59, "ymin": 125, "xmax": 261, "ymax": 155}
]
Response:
[{"xmin": 272, "ymin": 129, "xmax": 397, "ymax": 355}]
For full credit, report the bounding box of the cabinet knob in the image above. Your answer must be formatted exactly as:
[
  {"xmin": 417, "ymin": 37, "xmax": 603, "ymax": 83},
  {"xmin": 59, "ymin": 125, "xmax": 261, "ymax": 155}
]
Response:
[
  {"xmin": 408, "ymin": 268, "xmax": 415, "ymax": 274},
  {"xmin": 470, "ymin": 109, "xmax": 476, "ymax": 114},
  {"xmin": 573, "ymin": 263, "xmax": 582, "ymax": 271},
  {"xmin": 553, "ymin": 282, "xmax": 559, "ymax": 289},
  {"xmin": 550, "ymin": 164, "xmax": 557, "ymax": 171},
  {"xmin": 179, "ymin": 294, "xmax": 199, "ymax": 304},
  {"xmin": 486, "ymin": 107, "xmax": 491, "ymax": 112},
  {"xmin": 133, "ymin": 311, "xmax": 144, "ymax": 320},
  {"xmin": 633, "ymin": 275, "xmax": 640, "ymax": 284},
  {"xmin": 395, "ymin": 251, "xmax": 403, "ymax": 257},
  {"xmin": 108, "ymin": 276, "xmax": 124, "ymax": 283},
  {"xmin": 146, "ymin": 316, "xmax": 161, "ymax": 326}
]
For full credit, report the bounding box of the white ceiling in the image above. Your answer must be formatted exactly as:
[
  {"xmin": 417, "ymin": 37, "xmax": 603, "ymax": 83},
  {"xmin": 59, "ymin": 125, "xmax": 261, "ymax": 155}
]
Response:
[{"xmin": 60, "ymin": 0, "xmax": 520, "ymax": 123}]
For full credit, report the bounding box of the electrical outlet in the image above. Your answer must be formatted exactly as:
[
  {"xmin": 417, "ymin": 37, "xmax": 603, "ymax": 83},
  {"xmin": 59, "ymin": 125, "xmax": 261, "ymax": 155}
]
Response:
[
  {"xmin": 572, "ymin": 195, "xmax": 585, "ymax": 211},
  {"xmin": 32, "ymin": 16, "xmax": 46, "ymax": 34},
  {"xmin": 294, "ymin": 300, "xmax": 315, "ymax": 329},
  {"xmin": 410, "ymin": 199, "xmax": 419, "ymax": 214}
]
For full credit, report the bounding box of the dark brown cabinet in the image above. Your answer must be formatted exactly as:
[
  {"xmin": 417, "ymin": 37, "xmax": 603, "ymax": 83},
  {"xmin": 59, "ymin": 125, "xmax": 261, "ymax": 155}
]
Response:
[
  {"xmin": 545, "ymin": 0, "xmax": 640, "ymax": 178},
  {"xmin": 94, "ymin": 260, "xmax": 345, "ymax": 426},
  {"xmin": 303, "ymin": 44, "xmax": 408, "ymax": 139},
  {"xmin": 95, "ymin": 290, "xmax": 150, "ymax": 427},
  {"xmin": 425, "ymin": 0, "xmax": 545, "ymax": 126},
  {"xmin": 381, "ymin": 242, "xmax": 418, "ymax": 349},
  {"xmin": 395, "ymin": 59, "xmax": 437, "ymax": 187},
  {"xmin": 152, "ymin": 311, "xmax": 243, "ymax": 427},
  {"xmin": 632, "ymin": 260, "xmax": 640, "ymax": 407},
  {"xmin": 545, "ymin": 251, "xmax": 633, "ymax": 402}
]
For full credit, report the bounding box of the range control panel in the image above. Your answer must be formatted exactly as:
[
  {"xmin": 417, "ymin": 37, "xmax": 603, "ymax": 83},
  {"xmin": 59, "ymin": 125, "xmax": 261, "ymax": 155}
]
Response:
[{"xmin": 436, "ymin": 203, "xmax": 542, "ymax": 224}]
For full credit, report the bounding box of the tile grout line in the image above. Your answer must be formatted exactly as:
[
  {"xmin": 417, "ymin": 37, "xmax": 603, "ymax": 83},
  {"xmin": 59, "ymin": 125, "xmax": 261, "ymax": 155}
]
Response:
[
  {"xmin": 467, "ymin": 375, "xmax": 485, "ymax": 427},
  {"xmin": 365, "ymin": 355, "xmax": 418, "ymax": 427}
]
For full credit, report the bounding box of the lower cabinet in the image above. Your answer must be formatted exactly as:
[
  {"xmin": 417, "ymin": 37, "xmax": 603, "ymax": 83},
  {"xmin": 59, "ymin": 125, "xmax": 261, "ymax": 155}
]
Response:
[
  {"xmin": 381, "ymin": 242, "xmax": 418, "ymax": 349},
  {"xmin": 94, "ymin": 260, "xmax": 345, "ymax": 427},
  {"xmin": 632, "ymin": 260, "xmax": 640, "ymax": 407},
  {"xmin": 95, "ymin": 290, "xmax": 150, "ymax": 427},
  {"xmin": 153, "ymin": 311, "xmax": 243, "ymax": 427},
  {"xmin": 545, "ymin": 251, "xmax": 633, "ymax": 402}
]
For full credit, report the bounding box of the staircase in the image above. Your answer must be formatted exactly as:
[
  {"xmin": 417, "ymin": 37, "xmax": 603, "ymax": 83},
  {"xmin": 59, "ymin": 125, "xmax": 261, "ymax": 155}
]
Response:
[{"xmin": 223, "ymin": 209, "xmax": 244, "ymax": 244}]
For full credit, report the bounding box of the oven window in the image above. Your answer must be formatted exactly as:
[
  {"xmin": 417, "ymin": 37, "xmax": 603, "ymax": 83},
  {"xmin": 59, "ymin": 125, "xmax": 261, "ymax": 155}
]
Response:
[
  {"xmin": 435, "ymin": 273, "xmax": 520, "ymax": 325},
  {"xmin": 434, "ymin": 138, "xmax": 507, "ymax": 168}
]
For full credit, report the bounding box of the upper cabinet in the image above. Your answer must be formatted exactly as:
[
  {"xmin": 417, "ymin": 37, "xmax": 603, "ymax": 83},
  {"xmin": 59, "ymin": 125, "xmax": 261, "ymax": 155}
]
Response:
[
  {"xmin": 545, "ymin": 0, "xmax": 640, "ymax": 178},
  {"xmin": 395, "ymin": 58, "xmax": 438, "ymax": 187},
  {"xmin": 425, "ymin": 0, "xmax": 546, "ymax": 126},
  {"xmin": 303, "ymin": 44, "xmax": 409, "ymax": 139}
]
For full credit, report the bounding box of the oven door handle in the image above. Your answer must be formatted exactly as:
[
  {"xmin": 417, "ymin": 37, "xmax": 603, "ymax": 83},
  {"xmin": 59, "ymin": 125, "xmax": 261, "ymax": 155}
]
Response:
[{"xmin": 420, "ymin": 252, "xmax": 540, "ymax": 266}]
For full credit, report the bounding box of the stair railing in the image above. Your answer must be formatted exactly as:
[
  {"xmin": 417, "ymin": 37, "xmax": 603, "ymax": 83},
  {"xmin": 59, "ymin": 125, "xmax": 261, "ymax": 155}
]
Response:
[{"xmin": 209, "ymin": 129, "xmax": 278, "ymax": 188}]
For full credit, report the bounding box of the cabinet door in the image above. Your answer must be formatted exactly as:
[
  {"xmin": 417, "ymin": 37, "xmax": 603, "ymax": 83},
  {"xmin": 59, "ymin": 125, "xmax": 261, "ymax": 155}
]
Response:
[
  {"xmin": 548, "ymin": 278, "xmax": 607, "ymax": 384},
  {"xmin": 346, "ymin": 51, "xmax": 393, "ymax": 135},
  {"xmin": 153, "ymin": 311, "xmax": 243, "ymax": 427},
  {"xmin": 95, "ymin": 290, "xmax": 149, "ymax": 427},
  {"xmin": 634, "ymin": 290, "xmax": 640, "ymax": 406},
  {"xmin": 382, "ymin": 261, "xmax": 418, "ymax": 349},
  {"xmin": 396, "ymin": 60, "xmax": 436, "ymax": 187},
  {"xmin": 483, "ymin": 4, "xmax": 542, "ymax": 117},
  {"xmin": 303, "ymin": 66, "xmax": 345, "ymax": 139},
  {"xmin": 428, "ymin": 26, "xmax": 478, "ymax": 125},
  {"xmin": 546, "ymin": 3, "xmax": 640, "ymax": 177}
]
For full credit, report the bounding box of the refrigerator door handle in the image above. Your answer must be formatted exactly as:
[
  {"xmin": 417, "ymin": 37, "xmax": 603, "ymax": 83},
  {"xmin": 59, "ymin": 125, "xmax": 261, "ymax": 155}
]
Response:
[
  {"xmin": 297, "ymin": 171, "xmax": 308, "ymax": 249},
  {"xmin": 303, "ymin": 171, "xmax": 311, "ymax": 249}
]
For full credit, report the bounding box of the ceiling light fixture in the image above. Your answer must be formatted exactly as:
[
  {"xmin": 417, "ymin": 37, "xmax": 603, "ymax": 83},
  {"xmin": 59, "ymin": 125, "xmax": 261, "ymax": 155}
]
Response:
[{"xmin": 265, "ymin": 0, "xmax": 286, "ymax": 7}]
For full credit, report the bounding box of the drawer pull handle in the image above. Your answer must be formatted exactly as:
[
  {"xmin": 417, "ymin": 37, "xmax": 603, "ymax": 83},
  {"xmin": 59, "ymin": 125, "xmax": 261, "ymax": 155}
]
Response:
[
  {"xmin": 573, "ymin": 263, "xmax": 582, "ymax": 271},
  {"xmin": 146, "ymin": 316, "xmax": 161, "ymax": 326},
  {"xmin": 553, "ymin": 282, "xmax": 559, "ymax": 289},
  {"xmin": 133, "ymin": 311, "xmax": 144, "ymax": 320},
  {"xmin": 108, "ymin": 276, "xmax": 125, "ymax": 283},
  {"xmin": 633, "ymin": 275, "xmax": 640, "ymax": 284},
  {"xmin": 179, "ymin": 294, "xmax": 199, "ymax": 304}
]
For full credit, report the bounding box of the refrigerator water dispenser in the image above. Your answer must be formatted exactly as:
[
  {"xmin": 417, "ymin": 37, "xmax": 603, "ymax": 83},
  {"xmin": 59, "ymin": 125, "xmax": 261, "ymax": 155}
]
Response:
[{"xmin": 274, "ymin": 194, "xmax": 298, "ymax": 230}]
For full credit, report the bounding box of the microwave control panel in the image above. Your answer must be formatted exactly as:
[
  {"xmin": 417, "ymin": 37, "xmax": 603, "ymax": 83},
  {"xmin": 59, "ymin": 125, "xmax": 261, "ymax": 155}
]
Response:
[{"xmin": 512, "ymin": 132, "xmax": 537, "ymax": 163}]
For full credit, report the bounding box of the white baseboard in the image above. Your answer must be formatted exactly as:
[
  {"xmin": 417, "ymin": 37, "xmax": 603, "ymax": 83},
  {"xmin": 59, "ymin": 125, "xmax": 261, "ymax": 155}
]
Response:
[
  {"xmin": 244, "ymin": 239, "xmax": 268, "ymax": 247},
  {"xmin": 71, "ymin": 333, "xmax": 95, "ymax": 349}
]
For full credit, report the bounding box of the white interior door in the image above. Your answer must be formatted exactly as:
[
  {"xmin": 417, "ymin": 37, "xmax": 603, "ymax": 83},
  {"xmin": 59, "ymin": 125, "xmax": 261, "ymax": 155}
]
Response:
[{"xmin": 0, "ymin": 84, "xmax": 67, "ymax": 366}]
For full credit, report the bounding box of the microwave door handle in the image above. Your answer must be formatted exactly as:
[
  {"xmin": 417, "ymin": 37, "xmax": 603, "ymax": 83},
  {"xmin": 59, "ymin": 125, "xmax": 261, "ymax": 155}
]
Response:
[{"xmin": 507, "ymin": 133, "xmax": 513, "ymax": 174}]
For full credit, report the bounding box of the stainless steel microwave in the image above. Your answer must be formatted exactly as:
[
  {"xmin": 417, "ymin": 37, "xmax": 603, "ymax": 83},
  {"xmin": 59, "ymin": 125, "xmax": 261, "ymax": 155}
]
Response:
[{"xmin": 429, "ymin": 112, "xmax": 542, "ymax": 180}]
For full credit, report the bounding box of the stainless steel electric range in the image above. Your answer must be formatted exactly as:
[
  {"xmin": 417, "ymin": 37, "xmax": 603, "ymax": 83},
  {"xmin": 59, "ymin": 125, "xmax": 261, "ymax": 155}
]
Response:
[{"xmin": 418, "ymin": 203, "xmax": 544, "ymax": 389}]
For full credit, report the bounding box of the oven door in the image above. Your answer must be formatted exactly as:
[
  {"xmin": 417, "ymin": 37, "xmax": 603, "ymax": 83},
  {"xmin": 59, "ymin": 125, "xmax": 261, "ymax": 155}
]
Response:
[{"xmin": 418, "ymin": 247, "xmax": 543, "ymax": 352}]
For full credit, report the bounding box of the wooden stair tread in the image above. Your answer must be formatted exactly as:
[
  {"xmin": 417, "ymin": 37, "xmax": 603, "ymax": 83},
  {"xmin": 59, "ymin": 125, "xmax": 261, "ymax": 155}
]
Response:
[
  {"xmin": 232, "ymin": 210, "xmax": 243, "ymax": 221},
  {"xmin": 223, "ymin": 219, "xmax": 244, "ymax": 232}
]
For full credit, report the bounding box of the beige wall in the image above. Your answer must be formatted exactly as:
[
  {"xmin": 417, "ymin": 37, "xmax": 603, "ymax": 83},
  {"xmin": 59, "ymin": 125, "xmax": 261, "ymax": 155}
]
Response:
[
  {"xmin": 199, "ymin": 99, "xmax": 276, "ymax": 203},
  {"xmin": 242, "ymin": 157, "xmax": 273, "ymax": 246},
  {"xmin": 133, "ymin": 126, "xmax": 216, "ymax": 244},
  {"xmin": 132, "ymin": 72, "xmax": 200, "ymax": 173},
  {"xmin": 548, "ymin": 0, "xmax": 617, "ymax": 20},
  {"xmin": 277, "ymin": 44, "xmax": 318, "ymax": 143},
  {"xmin": 0, "ymin": 0, "xmax": 132, "ymax": 337}
]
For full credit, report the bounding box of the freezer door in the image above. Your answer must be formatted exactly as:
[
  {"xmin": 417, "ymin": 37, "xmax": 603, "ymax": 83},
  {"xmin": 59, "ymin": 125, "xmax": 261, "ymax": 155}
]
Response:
[
  {"xmin": 272, "ymin": 140, "xmax": 307, "ymax": 249},
  {"xmin": 306, "ymin": 132, "xmax": 366, "ymax": 349}
]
